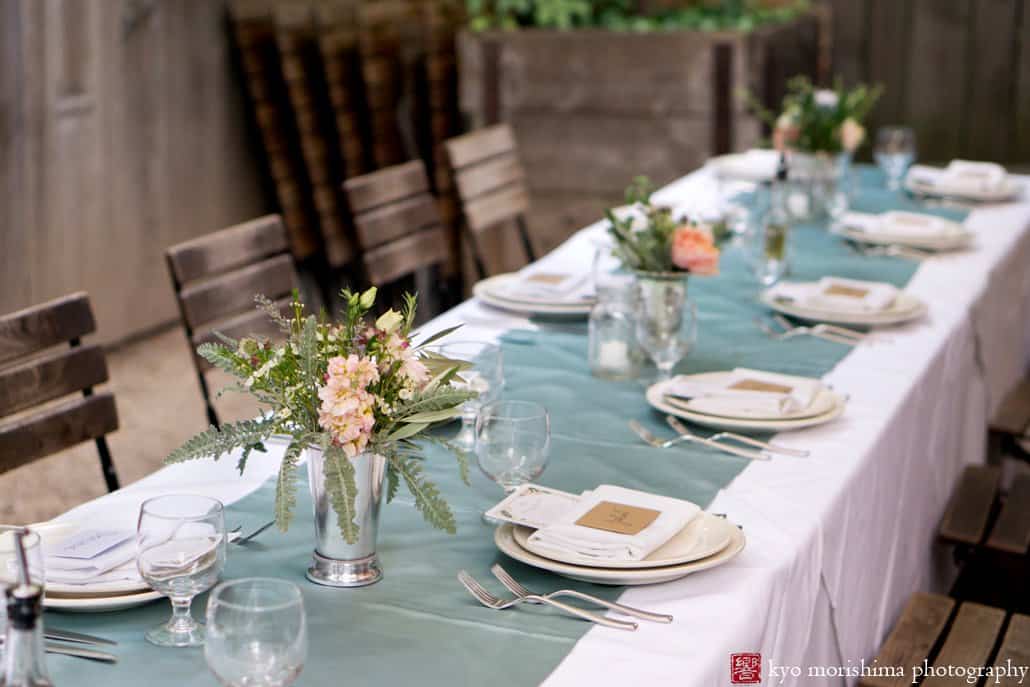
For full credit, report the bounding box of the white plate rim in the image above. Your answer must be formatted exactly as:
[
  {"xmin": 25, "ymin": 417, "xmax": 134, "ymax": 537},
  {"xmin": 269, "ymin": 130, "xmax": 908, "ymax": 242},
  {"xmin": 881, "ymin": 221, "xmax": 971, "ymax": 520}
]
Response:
[
  {"xmin": 646, "ymin": 379, "xmax": 847, "ymax": 432},
  {"xmin": 836, "ymin": 224, "xmax": 974, "ymax": 251},
  {"xmin": 473, "ymin": 274, "xmax": 593, "ymax": 316},
  {"xmin": 44, "ymin": 589, "xmax": 163, "ymax": 612},
  {"xmin": 759, "ymin": 288, "xmax": 927, "ymax": 326},
  {"xmin": 514, "ymin": 511, "xmax": 735, "ymax": 569},
  {"xmin": 904, "ymin": 174, "xmax": 1022, "ymax": 202},
  {"xmin": 494, "ymin": 523, "xmax": 745, "ymax": 585}
]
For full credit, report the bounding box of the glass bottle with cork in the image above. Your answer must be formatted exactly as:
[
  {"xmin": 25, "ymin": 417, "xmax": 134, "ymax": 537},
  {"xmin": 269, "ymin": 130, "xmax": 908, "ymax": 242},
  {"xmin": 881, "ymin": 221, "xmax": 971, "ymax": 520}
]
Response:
[
  {"xmin": 1, "ymin": 531, "xmax": 53, "ymax": 687},
  {"xmin": 753, "ymin": 153, "xmax": 792, "ymax": 286}
]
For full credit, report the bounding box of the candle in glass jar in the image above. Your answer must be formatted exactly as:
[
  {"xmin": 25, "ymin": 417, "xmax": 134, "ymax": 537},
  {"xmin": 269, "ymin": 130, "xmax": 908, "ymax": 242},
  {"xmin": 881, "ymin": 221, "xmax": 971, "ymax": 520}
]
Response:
[{"xmin": 598, "ymin": 340, "xmax": 629, "ymax": 370}]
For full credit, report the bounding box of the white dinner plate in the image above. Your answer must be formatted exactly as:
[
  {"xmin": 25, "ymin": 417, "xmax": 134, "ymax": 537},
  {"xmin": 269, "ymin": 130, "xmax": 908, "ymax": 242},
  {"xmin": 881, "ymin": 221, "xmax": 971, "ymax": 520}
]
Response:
[
  {"xmin": 646, "ymin": 377, "xmax": 847, "ymax": 432},
  {"xmin": 759, "ymin": 287, "xmax": 927, "ymax": 326},
  {"xmin": 653, "ymin": 371, "xmax": 837, "ymax": 421},
  {"xmin": 44, "ymin": 589, "xmax": 163, "ymax": 613},
  {"xmin": 905, "ymin": 169, "xmax": 1022, "ymax": 203},
  {"xmin": 515, "ymin": 511, "xmax": 735, "ymax": 569},
  {"xmin": 835, "ymin": 221, "xmax": 974, "ymax": 252},
  {"xmin": 473, "ymin": 274, "xmax": 593, "ymax": 317},
  {"xmin": 495, "ymin": 523, "xmax": 745, "ymax": 586}
]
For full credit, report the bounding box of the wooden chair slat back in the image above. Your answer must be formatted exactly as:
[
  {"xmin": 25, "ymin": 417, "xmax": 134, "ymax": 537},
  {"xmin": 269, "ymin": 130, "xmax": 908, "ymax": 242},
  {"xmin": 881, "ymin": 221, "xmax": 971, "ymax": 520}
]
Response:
[
  {"xmin": 178, "ymin": 254, "xmax": 298, "ymax": 330},
  {"xmin": 0, "ymin": 345, "xmax": 108, "ymax": 417},
  {"xmin": 859, "ymin": 593, "xmax": 955, "ymax": 687},
  {"xmin": 363, "ymin": 226, "xmax": 450, "ymax": 286},
  {"xmin": 0, "ymin": 292, "xmax": 95, "ymax": 365},
  {"xmin": 921, "ymin": 602, "xmax": 1006, "ymax": 687},
  {"xmin": 0, "ymin": 393, "xmax": 118, "ymax": 475},
  {"xmin": 345, "ymin": 160, "xmax": 429, "ymax": 213},
  {"xmin": 166, "ymin": 215, "xmax": 289, "ymax": 285}
]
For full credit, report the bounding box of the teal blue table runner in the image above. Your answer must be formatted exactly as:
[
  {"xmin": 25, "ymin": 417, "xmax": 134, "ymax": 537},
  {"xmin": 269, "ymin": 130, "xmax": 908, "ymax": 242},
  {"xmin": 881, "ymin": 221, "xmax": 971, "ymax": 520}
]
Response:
[{"xmin": 45, "ymin": 166, "xmax": 967, "ymax": 685}]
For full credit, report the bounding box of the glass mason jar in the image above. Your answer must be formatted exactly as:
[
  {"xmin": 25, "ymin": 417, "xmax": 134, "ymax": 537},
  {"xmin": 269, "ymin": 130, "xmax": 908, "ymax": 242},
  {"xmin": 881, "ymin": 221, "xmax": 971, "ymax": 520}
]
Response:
[
  {"xmin": 588, "ymin": 271, "xmax": 639, "ymax": 381},
  {"xmin": 791, "ymin": 151, "xmax": 852, "ymax": 222}
]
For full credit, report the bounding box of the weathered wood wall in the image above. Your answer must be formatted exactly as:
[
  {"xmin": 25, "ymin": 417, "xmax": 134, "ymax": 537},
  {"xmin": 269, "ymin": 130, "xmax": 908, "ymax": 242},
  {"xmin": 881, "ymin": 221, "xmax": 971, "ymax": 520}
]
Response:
[
  {"xmin": 823, "ymin": 0, "xmax": 1030, "ymax": 163},
  {"xmin": 1, "ymin": 0, "xmax": 267, "ymax": 344}
]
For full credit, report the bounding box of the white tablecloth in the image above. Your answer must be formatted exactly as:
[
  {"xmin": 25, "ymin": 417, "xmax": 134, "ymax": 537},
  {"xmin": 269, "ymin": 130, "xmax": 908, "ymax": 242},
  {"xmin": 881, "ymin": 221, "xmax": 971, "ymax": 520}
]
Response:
[{"xmin": 56, "ymin": 169, "xmax": 1030, "ymax": 686}]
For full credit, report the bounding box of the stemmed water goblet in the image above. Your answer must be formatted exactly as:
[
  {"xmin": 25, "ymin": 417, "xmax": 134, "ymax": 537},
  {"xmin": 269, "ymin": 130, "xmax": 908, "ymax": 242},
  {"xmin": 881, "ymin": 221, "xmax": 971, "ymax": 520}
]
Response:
[
  {"xmin": 874, "ymin": 126, "xmax": 916, "ymax": 191},
  {"xmin": 635, "ymin": 279, "xmax": 698, "ymax": 382},
  {"xmin": 137, "ymin": 494, "xmax": 226, "ymax": 647},
  {"xmin": 475, "ymin": 400, "xmax": 551, "ymax": 496},
  {"xmin": 205, "ymin": 577, "xmax": 307, "ymax": 687},
  {"xmin": 432, "ymin": 341, "xmax": 504, "ymax": 449}
]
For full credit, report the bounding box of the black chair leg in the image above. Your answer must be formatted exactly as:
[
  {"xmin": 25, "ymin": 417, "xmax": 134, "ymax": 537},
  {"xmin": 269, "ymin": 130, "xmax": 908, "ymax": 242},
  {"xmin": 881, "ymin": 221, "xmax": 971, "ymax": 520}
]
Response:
[
  {"xmin": 516, "ymin": 215, "xmax": 537, "ymax": 263},
  {"xmin": 95, "ymin": 436, "xmax": 120, "ymax": 492},
  {"xmin": 196, "ymin": 371, "xmax": 220, "ymax": 428}
]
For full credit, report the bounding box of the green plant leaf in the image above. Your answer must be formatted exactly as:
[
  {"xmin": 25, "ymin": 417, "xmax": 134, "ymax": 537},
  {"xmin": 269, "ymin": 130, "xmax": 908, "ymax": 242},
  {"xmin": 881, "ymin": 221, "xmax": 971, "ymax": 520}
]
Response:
[
  {"xmin": 165, "ymin": 418, "xmax": 277, "ymax": 464},
  {"xmin": 415, "ymin": 324, "xmax": 464, "ymax": 348},
  {"xmin": 275, "ymin": 441, "xmax": 303, "ymax": 532},
  {"xmin": 322, "ymin": 444, "xmax": 360, "ymax": 544},
  {"xmin": 401, "ymin": 408, "xmax": 463, "ymax": 424},
  {"xmin": 385, "ymin": 422, "xmax": 430, "ymax": 441},
  {"xmin": 390, "ymin": 455, "xmax": 456, "ymax": 534}
]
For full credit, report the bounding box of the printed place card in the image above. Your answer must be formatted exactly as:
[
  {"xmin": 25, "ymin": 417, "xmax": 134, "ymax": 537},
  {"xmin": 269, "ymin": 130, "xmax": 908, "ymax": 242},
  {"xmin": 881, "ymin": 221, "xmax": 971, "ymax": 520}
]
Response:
[
  {"xmin": 485, "ymin": 484, "xmax": 580, "ymax": 530},
  {"xmin": 525, "ymin": 273, "xmax": 570, "ymax": 286},
  {"xmin": 729, "ymin": 379, "xmax": 793, "ymax": 394},
  {"xmin": 574, "ymin": 500, "xmax": 661, "ymax": 535},
  {"xmin": 824, "ymin": 284, "xmax": 869, "ymax": 299},
  {"xmin": 50, "ymin": 529, "xmax": 134, "ymax": 560}
]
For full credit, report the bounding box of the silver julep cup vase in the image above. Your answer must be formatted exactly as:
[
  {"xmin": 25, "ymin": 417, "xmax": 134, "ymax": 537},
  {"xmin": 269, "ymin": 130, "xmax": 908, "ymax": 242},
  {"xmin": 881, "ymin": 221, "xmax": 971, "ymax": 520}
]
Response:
[{"xmin": 305, "ymin": 447, "xmax": 387, "ymax": 587}]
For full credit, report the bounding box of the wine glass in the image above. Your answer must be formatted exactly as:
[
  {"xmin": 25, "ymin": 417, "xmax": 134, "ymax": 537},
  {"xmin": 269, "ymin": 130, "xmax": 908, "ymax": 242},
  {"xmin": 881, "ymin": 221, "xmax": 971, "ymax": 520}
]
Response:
[
  {"xmin": 433, "ymin": 341, "xmax": 504, "ymax": 449},
  {"xmin": 874, "ymin": 126, "xmax": 916, "ymax": 191},
  {"xmin": 205, "ymin": 578, "xmax": 307, "ymax": 687},
  {"xmin": 635, "ymin": 280, "xmax": 698, "ymax": 381},
  {"xmin": 137, "ymin": 494, "xmax": 226, "ymax": 647},
  {"xmin": 475, "ymin": 400, "xmax": 551, "ymax": 494}
]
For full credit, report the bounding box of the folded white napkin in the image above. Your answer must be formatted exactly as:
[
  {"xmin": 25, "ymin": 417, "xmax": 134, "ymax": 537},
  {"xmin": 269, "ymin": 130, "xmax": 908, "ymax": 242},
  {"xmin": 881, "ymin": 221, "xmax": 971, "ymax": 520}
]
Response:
[
  {"xmin": 44, "ymin": 538, "xmax": 139, "ymax": 585},
  {"xmin": 842, "ymin": 211, "xmax": 954, "ymax": 239},
  {"xmin": 769, "ymin": 277, "xmax": 898, "ymax": 313},
  {"xmin": 908, "ymin": 161, "xmax": 1009, "ymax": 195},
  {"xmin": 667, "ymin": 368, "xmax": 822, "ymax": 417},
  {"xmin": 713, "ymin": 149, "xmax": 779, "ymax": 182},
  {"xmin": 527, "ymin": 485, "xmax": 700, "ymax": 562},
  {"xmin": 494, "ymin": 269, "xmax": 593, "ymax": 303}
]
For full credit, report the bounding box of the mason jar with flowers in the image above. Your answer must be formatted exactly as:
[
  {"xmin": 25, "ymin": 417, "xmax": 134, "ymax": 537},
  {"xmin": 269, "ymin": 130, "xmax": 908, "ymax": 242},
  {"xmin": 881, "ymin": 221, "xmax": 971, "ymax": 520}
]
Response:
[
  {"xmin": 764, "ymin": 77, "xmax": 881, "ymax": 220},
  {"xmin": 165, "ymin": 288, "xmax": 476, "ymax": 587},
  {"xmin": 604, "ymin": 177, "xmax": 724, "ymax": 380}
]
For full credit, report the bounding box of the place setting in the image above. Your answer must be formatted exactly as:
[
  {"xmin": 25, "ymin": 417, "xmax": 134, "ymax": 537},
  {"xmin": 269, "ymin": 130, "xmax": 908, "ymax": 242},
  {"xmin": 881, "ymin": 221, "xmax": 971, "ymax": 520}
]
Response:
[
  {"xmin": 473, "ymin": 267, "xmax": 595, "ymax": 317},
  {"xmin": 832, "ymin": 209, "xmax": 974, "ymax": 255},
  {"xmin": 760, "ymin": 276, "xmax": 927, "ymax": 327},
  {"xmin": 904, "ymin": 159, "xmax": 1023, "ymax": 205}
]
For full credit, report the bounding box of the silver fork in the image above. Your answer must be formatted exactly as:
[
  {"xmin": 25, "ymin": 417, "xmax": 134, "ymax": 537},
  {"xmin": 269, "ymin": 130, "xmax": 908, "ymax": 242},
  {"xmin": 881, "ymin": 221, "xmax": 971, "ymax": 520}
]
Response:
[
  {"xmin": 666, "ymin": 415, "xmax": 808, "ymax": 458},
  {"xmin": 629, "ymin": 420, "xmax": 769, "ymax": 461},
  {"xmin": 457, "ymin": 570, "xmax": 637, "ymax": 631},
  {"xmin": 228, "ymin": 520, "xmax": 275, "ymax": 546},
  {"xmin": 846, "ymin": 241, "xmax": 933, "ymax": 261},
  {"xmin": 490, "ymin": 564, "xmax": 672, "ymax": 624},
  {"xmin": 762, "ymin": 315, "xmax": 866, "ymax": 346}
]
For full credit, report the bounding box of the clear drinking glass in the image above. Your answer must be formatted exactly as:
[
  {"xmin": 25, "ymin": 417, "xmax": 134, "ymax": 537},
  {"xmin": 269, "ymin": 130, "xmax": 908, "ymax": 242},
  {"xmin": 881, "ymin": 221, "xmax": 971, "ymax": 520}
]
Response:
[
  {"xmin": 635, "ymin": 279, "xmax": 698, "ymax": 381},
  {"xmin": 874, "ymin": 126, "xmax": 916, "ymax": 191},
  {"xmin": 475, "ymin": 400, "xmax": 551, "ymax": 493},
  {"xmin": 205, "ymin": 578, "xmax": 307, "ymax": 687},
  {"xmin": 0, "ymin": 528, "xmax": 44, "ymax": 645},
  {"xmin": 434, "ymin": 341, "xmax": 504, "ymax": 449},
  {"xmin": 137, "ymin": 495, "xmax": 226, "ymax": 647}
]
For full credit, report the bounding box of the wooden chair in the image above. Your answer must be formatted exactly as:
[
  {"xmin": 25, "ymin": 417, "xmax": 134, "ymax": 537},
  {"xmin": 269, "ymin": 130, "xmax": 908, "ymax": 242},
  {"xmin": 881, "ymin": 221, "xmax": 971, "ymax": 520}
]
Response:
[
  {"xmin": 444, "ymin": 123, "xmax": 537, "ymax": 279},
  {"xmin": 166, "ymin": 215, "xmax": 300, "ymax": 427},
  {"xmin": 861, "ymin": 593, "xmax": 1029, "ymax": 687},
  {"xmin": 938, "ymin": 465, "xmax": 1030, "ymax": 612},
  {"xmin": 989, "ymin": 376, "xmax": 1030, "ymax": 462},
  {"xmin": 342, "ymin": 160, "xmax": 450, "ymax": 308},
  {"xmin": 0, "ymin": 293, "xmax": 120, "ymax": 492}
]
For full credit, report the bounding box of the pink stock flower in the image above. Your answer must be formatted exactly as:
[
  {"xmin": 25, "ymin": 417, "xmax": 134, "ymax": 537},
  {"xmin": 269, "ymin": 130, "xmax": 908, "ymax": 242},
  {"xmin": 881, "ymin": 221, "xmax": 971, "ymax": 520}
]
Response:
[
  {"xmin": 317, "ymin": 354, "xmax": 380, "ymax": 456},
  {"xmin": 671, "ymin": 224, "xmax": 720, "ymax": 275}
]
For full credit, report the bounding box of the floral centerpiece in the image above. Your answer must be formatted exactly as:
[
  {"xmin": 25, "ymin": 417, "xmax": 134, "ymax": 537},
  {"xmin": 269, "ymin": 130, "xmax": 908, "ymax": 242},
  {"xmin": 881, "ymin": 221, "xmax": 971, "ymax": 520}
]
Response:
[
  {"xmin": 605, "ymin": 176, "xmax": 723, "ymax": 277},
  {"xmin": 766, "ymin": 76, "xmax": 881, "ymax": 155},
  {"xmin": 166, "ymin": 288, "xmax": 475, "ymax": 587}
]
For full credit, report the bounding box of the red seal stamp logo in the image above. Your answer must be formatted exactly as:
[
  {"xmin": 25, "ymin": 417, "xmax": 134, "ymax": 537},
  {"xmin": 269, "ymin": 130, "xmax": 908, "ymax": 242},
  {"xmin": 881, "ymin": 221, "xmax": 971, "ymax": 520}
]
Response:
[{"xmin": 730, "ymin": 653, "xmax": 762, "ymax": 684}]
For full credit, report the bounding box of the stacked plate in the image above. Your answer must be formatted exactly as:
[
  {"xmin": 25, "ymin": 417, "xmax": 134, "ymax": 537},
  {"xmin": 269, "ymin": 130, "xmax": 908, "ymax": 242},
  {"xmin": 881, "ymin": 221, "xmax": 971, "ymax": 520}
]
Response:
[
  {"xmin": 494, "ymin": 511, "xmax": 745, "ymax": 585},
  {"xmin": 27, "ymin": 522, "xmax": 161, "ymax": 613},
  {"xmin": 760, "ymin": 280, "xmax": 926, "ymax": 327},
  {"xmin": 473, "ymin": 272, "xmax": 594, "ymax": 317},
  {"xmin": 905, "ymin": 163, "xmax": 1022, "ymax": 203},
  {"xmin": 646, "ymin": 371, "xmax": 846, "ymax": 432},
  {"xmin": 836, "ymin": 210, "xmax": 974, "ymax": 252}
]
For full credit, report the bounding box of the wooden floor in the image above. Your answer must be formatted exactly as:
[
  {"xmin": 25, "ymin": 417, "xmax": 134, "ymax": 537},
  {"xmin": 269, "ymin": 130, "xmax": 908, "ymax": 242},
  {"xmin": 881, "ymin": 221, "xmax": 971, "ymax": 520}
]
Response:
[{"xmin": 1, "ymin": 326, "xmax": 260, "ymax": 525}]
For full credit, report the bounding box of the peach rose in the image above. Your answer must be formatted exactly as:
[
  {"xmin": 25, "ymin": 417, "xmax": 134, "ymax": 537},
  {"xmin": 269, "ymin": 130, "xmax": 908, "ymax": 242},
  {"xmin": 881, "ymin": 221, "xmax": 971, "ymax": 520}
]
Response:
[
  {"xmin": 671, "ymin": 225, "xmax": 719, "ymax": 275},
  {"xmin": 773, "ymin": 113, "xmax": 799, "ymax": 152},
  {"xmin": 839, "ymin": 117, "xmax": 865, "ymax": 153}
]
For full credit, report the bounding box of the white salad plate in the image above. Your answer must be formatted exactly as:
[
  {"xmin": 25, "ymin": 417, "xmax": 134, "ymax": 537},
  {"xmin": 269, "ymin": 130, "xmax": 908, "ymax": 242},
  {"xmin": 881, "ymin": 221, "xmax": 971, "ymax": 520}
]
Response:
[
  {"xmin": 44, "ymin": 589, "xmax": 163, "ymax": 613},
  {"xmin": 473, "ymin": 273, "xmax": 594, "ymax": 317},
  {"xmin": 646, "ymin": 374, "xmax": 847, "ymax": 432},
  {"xmin": 495, "ymin": 523, "xmax": 745, "ymax": 586},
  {"xmin": 516, "ymin": 511, "xmax": 735, "ymax": 569},
  {"xmin": 759, "ymin": 286, "xmax": 927, "ymax": 326}
]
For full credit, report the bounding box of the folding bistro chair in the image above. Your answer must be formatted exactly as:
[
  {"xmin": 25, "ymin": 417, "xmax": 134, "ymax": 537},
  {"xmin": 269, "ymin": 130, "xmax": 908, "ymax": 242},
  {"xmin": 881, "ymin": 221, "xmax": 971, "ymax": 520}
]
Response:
[
  {"xmin": 343, "ymin": 159, "xmax": 451, "ymax": 317},
  {"xmin": 444, "ymin": 123, "xmax": 536, "ymax": 279},
  {"xmin": 166, "ymin": 215, "xmax": 300, "ymax": 427},
  {"xmin": 0, "ymin": 292, "xmax": 120, "ymax": 491}
]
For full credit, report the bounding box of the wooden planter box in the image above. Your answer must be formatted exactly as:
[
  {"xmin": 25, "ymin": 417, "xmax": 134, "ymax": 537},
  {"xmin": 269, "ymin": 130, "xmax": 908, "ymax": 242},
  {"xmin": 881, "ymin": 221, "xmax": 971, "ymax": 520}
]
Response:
[{"xmin": 457, "ymin": 14, "xmax": 823, "ymax": 246}]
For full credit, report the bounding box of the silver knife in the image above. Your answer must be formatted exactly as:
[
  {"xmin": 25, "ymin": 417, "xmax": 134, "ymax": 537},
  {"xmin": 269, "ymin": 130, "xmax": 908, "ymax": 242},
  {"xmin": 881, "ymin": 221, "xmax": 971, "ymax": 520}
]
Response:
[
  {"xmin": 46, "ymin": 628, "xmax": 117, "ymax": 647},
  {"xmin": 45, "ymin": 642, "xmax": 118, "ymax": 663}
]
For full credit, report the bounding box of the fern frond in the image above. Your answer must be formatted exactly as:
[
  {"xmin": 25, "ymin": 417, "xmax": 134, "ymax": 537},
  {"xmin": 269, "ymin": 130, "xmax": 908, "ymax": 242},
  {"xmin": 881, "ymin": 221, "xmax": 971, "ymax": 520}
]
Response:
[
  {"xmin": 197, "ymin": 342, "xmax": 250, "ymax": 380},
  {"xmin": 255, "ymin": 294, "xmax": 293, "ymax": 333},
  {"xmin": 390, "ymin": 455, "xmax": 456, "ymax": 534},
  {"xmin": 322, "ymin": 444, "xmax": 360, "ymax": 544},
  {"xmin": 274, "ymin": 441, "xmax": 303, "ymax": 532},
  {"xmin": 165, "ymin": 418, "xmax": 276, "ymax": 464},
  {"xmin": 385, "ymin": 460, "xmax": 400, "ymax": 503}
]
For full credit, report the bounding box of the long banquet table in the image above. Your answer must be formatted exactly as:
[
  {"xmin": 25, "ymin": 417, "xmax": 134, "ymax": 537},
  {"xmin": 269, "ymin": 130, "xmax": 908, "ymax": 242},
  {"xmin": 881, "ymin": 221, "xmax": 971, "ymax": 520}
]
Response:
[{"xmin": 44, "ymin": 165, "xmax": 1030, "ymax": 686}]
